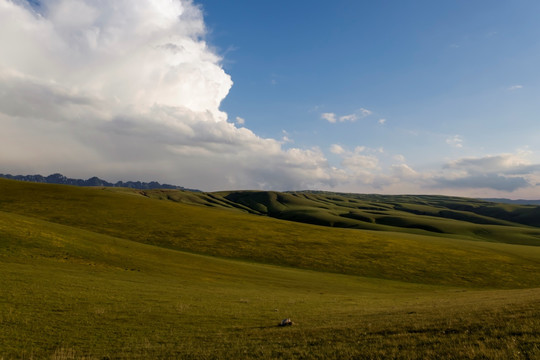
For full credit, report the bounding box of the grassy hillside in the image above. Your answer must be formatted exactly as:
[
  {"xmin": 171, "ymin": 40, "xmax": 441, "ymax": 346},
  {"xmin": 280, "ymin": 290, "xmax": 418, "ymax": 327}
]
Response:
[
  {"xmin": 1, "ymin": 208, "xmax": 539, "ymax": 359},
  {"xmin": 139, "ymin": 189, "xmax": 540, "ymax": 246},
  {"xmin": 1, "ymin": 178, "xmax": 540, "ymax": 288},
  {"xmin": 1, "ymin": 179, "xmax": 540, "ymax": 358}
]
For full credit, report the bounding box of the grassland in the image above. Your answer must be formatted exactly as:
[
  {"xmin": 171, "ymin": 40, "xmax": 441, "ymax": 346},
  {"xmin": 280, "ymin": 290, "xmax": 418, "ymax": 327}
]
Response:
[
  {"xmin": 1, "ymin": 179, "xmax": 539, "ymax": 359},
  {"xmin": 141, "ymin": 189, "xmax": 540, "ymax": 246}
]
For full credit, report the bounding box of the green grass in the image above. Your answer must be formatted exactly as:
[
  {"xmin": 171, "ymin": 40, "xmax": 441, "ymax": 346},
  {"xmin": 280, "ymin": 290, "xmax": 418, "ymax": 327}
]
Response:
[
  {"xmin": 142, "ymin": 189, "xmax": 540, "ymax": 245},
  {"xmin": 1, "ymin": 211, "xmax": 539, "ymax": 359},
  {"xmin": 1, "ymin": 179, "xmax": 539, "ymax": 288},
  {"xmin": 1, "ymin": 179, "xmax": 540, "ymax": 358}
]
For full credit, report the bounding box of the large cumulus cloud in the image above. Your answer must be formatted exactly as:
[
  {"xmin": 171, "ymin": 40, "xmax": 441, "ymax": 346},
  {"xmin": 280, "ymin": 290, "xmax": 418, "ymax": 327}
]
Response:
[{"xmin": 0, "ymin": 0, "xmax": 340, "ymax": 190}]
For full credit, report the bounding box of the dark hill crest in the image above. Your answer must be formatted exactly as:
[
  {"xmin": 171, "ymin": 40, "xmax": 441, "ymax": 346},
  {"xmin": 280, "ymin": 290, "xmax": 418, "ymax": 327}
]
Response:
[{"xmin": 0, "ymin": 173, "xmax": 199, "ymax": 191}]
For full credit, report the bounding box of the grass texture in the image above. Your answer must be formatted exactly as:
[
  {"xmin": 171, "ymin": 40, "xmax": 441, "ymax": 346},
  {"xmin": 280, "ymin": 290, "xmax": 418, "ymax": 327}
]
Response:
[
  {"xmin": 144, "ymin": 189, "xmax": 540, "ymax": 246},
  {"xmin": 1, "ymin": 179, "xmax": 539, "ymax": 358}
]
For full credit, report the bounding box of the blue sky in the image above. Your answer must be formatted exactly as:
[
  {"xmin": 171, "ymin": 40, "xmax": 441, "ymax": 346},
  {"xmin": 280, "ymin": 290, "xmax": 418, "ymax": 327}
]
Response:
[
  {"xmin": 201, "ymin": 0, "xmax": 540, "ymax": 196},
  {"xmin": 203, "ymin": 0, "xmax": 539, "ymax": 158},
  {"xmin": 0, "ymin": 0, "xmax": 539, "ymax": 197}
]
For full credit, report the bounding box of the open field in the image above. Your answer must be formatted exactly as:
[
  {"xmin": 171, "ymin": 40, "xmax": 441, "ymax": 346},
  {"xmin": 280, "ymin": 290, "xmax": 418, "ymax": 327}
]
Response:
[{"xmin": 1, "ymin": 179, "xmax": 540, "ymax": 358}]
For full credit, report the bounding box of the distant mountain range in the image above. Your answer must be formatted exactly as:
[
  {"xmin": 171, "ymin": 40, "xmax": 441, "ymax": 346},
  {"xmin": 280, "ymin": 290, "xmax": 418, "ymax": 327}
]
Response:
[
  {"xmin": 480, "ymin": 198, "xmax": 540, "ymax": 206},
  {"xmin": 0, "ymin": 173, "xmax": 199, "ymax": 191}
]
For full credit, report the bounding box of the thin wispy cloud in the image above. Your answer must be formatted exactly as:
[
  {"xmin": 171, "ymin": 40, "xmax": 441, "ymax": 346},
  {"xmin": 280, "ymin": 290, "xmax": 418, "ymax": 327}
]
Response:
[
  {"xmin": 281, "ymin": 130, "xmax": 293, "ymax": 143},
  {"xmin": 330, "ymin": 144, "xmax": 345, "ymax": 154},
  {"xmin": 339, "ymin": 114, "xmax": 358, "ymax": 122},
  {"xmin": 391, "ymin": 164, "xmax": 417, "ymax": 179},
  {"xmin": 321, "ymin": 112, "xmax": 337, "ymax": 123},
  {"xmin": 358, "ymin": 108, "xmax": 372, "ymax": 117},
  {"xmin": 393, "ymin": 154, "xmax": 406, "ymax": 162},
  {"xmin": 446, "ymin": 135, "xmax": 463, "ymax": 148},
  {"xmin": 321, "ymin": 108, "xmax": 372, "ymax": 123}
]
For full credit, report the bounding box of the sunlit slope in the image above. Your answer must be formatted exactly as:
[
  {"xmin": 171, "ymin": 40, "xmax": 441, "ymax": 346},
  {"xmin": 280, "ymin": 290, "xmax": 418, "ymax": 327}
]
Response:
[
  {"xmin": 1, "ymin": 178, "xmax": 540, "ymax": 287},
  {"xmin": 1, "ymin": 209, "xmax": 393, "ymax": 291},
  {"xmin": 143, "ymin": 189, "xmax": 540, "ymax": 245},
  {"xmin": 0, "ymin": 210, "xmax": 435, "ymax": 358},
  {"xmin": 2, "ymin": 209, "xmax": 540, "ymax": 359}
]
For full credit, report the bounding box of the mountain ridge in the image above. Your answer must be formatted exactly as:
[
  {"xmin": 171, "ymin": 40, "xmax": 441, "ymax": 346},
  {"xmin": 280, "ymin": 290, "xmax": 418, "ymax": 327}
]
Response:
[
  {"xmin": 480, "ymin": 198, "xmax": 540, "ymax": 205},
  {"xmin": 0, "ymin": 172, "xmax": 200, "ymax": 191}
]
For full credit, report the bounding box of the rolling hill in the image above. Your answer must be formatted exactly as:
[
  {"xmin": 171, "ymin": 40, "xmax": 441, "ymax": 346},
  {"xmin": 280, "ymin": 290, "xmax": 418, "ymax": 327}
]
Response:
[
  {"xmin": 138, "ymin": 188, "xmax": 540, "ymax": 246},
  {"xmin": 1, "ymin": 178, "xmax": 539, "ymax": 358},
  {"xmin": 1, "ymin": 178, "xmax": 539, "ymax": 287}
]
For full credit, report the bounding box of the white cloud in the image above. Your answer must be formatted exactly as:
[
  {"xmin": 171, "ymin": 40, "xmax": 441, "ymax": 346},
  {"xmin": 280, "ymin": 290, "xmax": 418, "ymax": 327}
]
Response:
[
  {"xmin": 433, "ymin": 152, "xmax": 540, "ymax": 192},
  {"xmin": 0, "ymin": 0, "xmax": 343, "ymax": 191},
  {"xmin": 393, "ymin": 154, "xmax": 406, "ymax": 162},
  {"xmin": 330, "ymin": 148, "xmax": 540, "ymax": 196},
  {"xmin": 321, "ymin": 112, "xmax": 337, "ymax": 123},
  {"xmin": 354, "ymin": 146, "xmax": 366, "ymax": 153},
  {"xmin": 446, "ymin": 135, "xmax": 463, "ymax": 148},
  {"xmin": 322, "ymin": 108, "xmax": 372, "ymax": 124},
  {"xmin": 235, "ymin": 116, "xmax": 245, "ymax": 125},
  {"xmin": 434, "ymin": 174, "xmax": 529, "ymax": 192},
  {"xmin": 339, "ymin": 114, "xmax": 357, "ymax": 122},
  {"xmin": 508, "ymin": 85, "xmax": 523, "ymax": 91},
  {"xmin": 342, "ymin": 154, "xmax": 379, "ymax": 170},
  {"xmin": 444, "ymin": 153, "xmax": 530, "ymax": 173},
  {"xmin": 281, "ymin": 130, "xmax": 293, "ymax": 143},
  {"xmin": 358, "ymin": 108, "xmax": 372, "ymax": 117},
  {"xmin": 327, "ymin": 145, "xmax": 380, "ymax": 185},
  {"xmin": 378, "ymin": 118, "xmax": 386, "ymax": 125},
  {"xmin": 330, "ymin": 144, "xmax": 345, "ymax": 154},
  {"xmin": 391, "ymin": 164, "xmax": 417, "ymax": 178},
  {"xmin": 0, "ymin": 0, "xmax": 229, "ymax": 121}
]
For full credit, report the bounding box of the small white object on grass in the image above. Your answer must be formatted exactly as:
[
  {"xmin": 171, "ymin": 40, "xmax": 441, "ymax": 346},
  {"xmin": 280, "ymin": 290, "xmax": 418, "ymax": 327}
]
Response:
[{"xmin": 278, "ymin": 318, "xmax": 293, "ymax": 327}]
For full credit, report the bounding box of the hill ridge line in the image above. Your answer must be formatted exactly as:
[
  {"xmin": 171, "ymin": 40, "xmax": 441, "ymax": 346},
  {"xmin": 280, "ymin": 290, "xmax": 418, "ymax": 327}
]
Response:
[{"xmin": 0, "ymin": 172, "xmax": 200, "ymax": 191}]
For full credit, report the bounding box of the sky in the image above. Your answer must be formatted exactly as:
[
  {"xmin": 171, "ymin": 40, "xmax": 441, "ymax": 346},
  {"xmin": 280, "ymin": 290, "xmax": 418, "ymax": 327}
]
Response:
[{"xmin": 0, "ymin": 0, "xmax": 539, "ymax": 198}]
